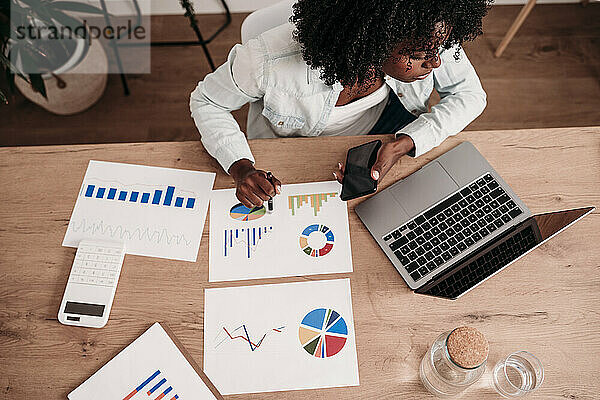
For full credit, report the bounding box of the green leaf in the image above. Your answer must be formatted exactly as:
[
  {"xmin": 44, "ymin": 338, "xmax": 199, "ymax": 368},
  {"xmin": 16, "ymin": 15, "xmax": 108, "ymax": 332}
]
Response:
[
  {"xmin": 29, "ymin": 72, "xmax": 47, "ymax": 98},
  {"xmin": 0, "ymin": 50, "xmax": 10, "ymax": 68},
  {"xmin": 17, "ymin": 0, "xmax": 45, "ymax": 9},
  {"xmin": 5, "ymin": 1, "xmax": 32, "ymax": 28},
  {"xmin": 0, "ymin": 88, "xmax": 7, "ymax": 104},
  {"xmin": 0, "ymin": 51, "xmax": 27, "ymax": 80},
  {"xmin": 19, "ymin": 0, "xmax": 57, "ymax": 27},
  {"xmin": 18, "ymin": 43, "xmax": 54, "ymax": 74},
  {"xmin": 46, "ymin": 8, "xmax": 86, "ymax": 36},
  {"xmin": 50, "ymin": 1, "xmax": 104, "ymax": 15},
  {"xmin": 5, "ymin": 65, "xmax": 16, "ymax": 93}
]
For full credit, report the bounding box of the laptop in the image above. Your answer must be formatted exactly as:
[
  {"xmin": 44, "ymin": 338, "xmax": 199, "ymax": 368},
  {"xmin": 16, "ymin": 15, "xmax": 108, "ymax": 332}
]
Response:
[{"xmin": 355, "ymin": 141, "xmax": 594, "ymax": 299}]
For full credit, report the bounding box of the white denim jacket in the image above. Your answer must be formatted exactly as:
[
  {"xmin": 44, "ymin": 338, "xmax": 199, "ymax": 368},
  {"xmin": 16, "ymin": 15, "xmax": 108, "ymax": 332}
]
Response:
[{"xmin": 190, "ymin": 23, "xmax": 487, "ymax": 172}]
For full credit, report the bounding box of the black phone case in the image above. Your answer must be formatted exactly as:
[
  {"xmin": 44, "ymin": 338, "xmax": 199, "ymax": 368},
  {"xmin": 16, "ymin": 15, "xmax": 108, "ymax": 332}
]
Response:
[{"xmin": 340, "ymin": 140, "xmax": 382, "ymax": 201}]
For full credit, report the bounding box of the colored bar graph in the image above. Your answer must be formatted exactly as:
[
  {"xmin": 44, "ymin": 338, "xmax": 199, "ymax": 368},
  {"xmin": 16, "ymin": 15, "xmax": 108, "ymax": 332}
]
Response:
[
  {"xmin": 122, "ymin": 370, "xmax": 160, "ymax": 400},
  {"xmin": 96, "ymin": 187, "xmax": 106, "ymax": 198},
  {"xmin": 288, "ymin": 192, "xmax": 338, "ymax": 216},
  {"xmin": 118, "ymin": 191, "xmax": 128, "ymax": 201},
  {"xmin": 152, "ymin": 190, "xmax": 162, "ymax": 205},
  {"xmin": 175, "ymin": 197, "xmax": 184, "ymax": 207},
  {"xmin": 122, "ymin": 390, "xmax": 137, "ymax": 400},
  {"xmin": 108, "ymin": 188, "xmax": 117, "ymax": 199},
  {"xmin": 163, "ymin": 186, "xmax": 175, "ymax": 206},
  {"xmin": 154, "ymin": 386, "xmax": 173, "ymax": 400},
  {"xmin": 141, "ymin": 192, "xmax": 150, "ymax": 203},
  {"xmin": 148, "ymin": 377, "xmax": 166, "ymax": 395},
  {"xmin": 186, "ymin": 198, "xmax": 195, "ymax": 209},
  {"xmin": 85, "ymin": 185, "xmax": 95, "ymax": 197},
  {"xmin": 130, "ymin": 191, "xmax": 139, "ymax": 202}
]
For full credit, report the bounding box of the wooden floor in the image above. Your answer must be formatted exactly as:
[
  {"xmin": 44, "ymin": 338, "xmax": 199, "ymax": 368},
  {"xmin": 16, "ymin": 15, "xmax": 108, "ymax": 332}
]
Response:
[{"xmin": 1, "ymin": 4, "xmax": 599, "ymax": 146}]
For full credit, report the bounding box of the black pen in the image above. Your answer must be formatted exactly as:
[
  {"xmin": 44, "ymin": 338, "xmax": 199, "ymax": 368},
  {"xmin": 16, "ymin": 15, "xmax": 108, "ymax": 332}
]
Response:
[{"xmin": 266, "ymin": 171, "xmax": 275, "ymax": 213}]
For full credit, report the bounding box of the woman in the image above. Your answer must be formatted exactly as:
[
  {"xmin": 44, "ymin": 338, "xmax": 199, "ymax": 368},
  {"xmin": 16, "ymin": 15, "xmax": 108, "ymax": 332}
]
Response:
[{"xmin": 190, "ymin": 0, "xmax": 492, "ymax": 208}]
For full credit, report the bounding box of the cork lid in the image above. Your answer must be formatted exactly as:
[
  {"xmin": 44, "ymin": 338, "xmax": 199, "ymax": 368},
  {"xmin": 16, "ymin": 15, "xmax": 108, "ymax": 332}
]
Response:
[{"xmin": 446, "ymin": 326, "xmax": 489, "ymax": 369}]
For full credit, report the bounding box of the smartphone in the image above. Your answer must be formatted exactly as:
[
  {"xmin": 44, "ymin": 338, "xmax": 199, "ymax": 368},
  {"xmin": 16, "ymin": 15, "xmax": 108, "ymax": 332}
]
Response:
[{"xmin": 340, "ymin": 140, "xmax": 382, "ymax": 201}]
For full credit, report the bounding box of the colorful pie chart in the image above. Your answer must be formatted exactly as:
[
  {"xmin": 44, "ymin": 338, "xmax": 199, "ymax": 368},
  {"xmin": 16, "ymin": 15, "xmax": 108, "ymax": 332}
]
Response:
[
  {"xmin": 299, "ymin": 224, "xmax": 334, "ymax": 257},
  {"xmin": 230, "ymin": 203, "xmax": 266, "ymax": 221},
  {"xmin": 298, "ymin": 308, "xmax": 348, "ymax": 358}
]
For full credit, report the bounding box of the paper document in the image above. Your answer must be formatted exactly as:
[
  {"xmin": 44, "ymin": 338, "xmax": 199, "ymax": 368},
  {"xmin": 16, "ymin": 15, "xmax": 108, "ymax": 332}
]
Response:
[
  {"xmin": 63, "ymin": 160, "xmax": 215, "ymax": 262},
  {"xmin": 209, "ymin": 181, "xmax": 353, "ymax": 281},
  {"xmin": 69, "ymin": 323, "xmax": 220, "ymax": 400},
  {"xmin": 203, "ymin": 278, "xmax": 359, "ymax": 394}
]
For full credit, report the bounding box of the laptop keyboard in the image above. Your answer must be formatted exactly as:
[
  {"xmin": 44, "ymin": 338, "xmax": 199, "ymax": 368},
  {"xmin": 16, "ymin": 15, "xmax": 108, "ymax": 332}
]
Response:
[
  {"xmin": 422, "ymin": 225, "xmax": 537, "ymax": 299},
  {"xmin": 382, "ymin": 173, "xmax": 523, "ymax": 282}
]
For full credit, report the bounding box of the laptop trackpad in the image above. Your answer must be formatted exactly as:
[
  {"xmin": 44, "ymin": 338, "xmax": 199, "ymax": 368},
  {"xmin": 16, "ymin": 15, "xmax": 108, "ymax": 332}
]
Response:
[{"xmin": 390, "ymin": 161, "xmax": 459, "ymax": 217}]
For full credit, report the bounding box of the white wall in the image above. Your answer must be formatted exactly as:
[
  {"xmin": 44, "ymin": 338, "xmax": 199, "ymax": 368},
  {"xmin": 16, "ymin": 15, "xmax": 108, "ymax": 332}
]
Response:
[{"xmin": 99, "ymin": 0, "xmax": 581, "ymax": 16}]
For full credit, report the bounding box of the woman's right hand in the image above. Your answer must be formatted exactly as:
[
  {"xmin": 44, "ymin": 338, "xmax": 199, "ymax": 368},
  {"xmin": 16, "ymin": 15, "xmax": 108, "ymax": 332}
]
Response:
[{"xmin": 228, "ymin": 159, "xmax": 282, "ymax": 208}]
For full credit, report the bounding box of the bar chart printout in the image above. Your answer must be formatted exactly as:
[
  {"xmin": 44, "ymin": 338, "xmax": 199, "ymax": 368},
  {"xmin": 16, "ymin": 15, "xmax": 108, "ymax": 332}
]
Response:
[
  {"xmin": 288, "ymin": 192, "xmax": 338, "ymax": 216},
  {"xmin": 68, "ymin": 323, "xmax": 220, "ymax": 400},
  {"xmin": 209, "ymin": 181, "xmax": 351, "ymax": 282},
  {"xmin": 64, "ymin": 161, "xmax": 216, "ymax": 262}
]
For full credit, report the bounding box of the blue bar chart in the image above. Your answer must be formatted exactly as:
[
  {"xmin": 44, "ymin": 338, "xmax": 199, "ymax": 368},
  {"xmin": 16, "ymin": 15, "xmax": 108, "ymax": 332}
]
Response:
[
  {"xmin": 224, "ymin": 226, "xmax": 273, "ymax": 258},
  {"xmin": 85, "ymin": 185, "xmax": 95, "ymax": 197},
  {"xmin": 164, "ymin": 186, "xmax": 174, "ymax": 206},
  {"xmin": 84, "ymin": 184, "xmax": 197, "ymax": 210}
]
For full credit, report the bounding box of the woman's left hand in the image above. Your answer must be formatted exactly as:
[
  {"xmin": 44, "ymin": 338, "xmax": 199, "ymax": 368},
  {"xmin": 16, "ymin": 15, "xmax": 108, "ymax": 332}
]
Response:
[{"xmin": 333, "ymin": 135, "xmax": 415, "ymax": 184}]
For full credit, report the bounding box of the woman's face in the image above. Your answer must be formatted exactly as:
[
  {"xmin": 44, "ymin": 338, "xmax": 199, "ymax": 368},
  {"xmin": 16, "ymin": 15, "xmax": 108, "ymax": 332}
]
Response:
[
  {"xmin": 382, "ymin": 51, "xmax": 442, "ymax": 82},
  {"xmin": 382, "ymin": 23, "xmax": 451, "ymax": 83}
]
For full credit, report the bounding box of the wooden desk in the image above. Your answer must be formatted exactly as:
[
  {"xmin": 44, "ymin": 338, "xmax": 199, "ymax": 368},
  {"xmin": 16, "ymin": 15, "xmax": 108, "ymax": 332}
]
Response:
[{"xmin": 1, "ymin": 127, "xmax": 599, "ymax": 399}]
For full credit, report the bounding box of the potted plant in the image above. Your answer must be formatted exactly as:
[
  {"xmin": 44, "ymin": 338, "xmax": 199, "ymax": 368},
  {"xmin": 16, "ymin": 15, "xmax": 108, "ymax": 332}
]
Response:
[{"xmin": 0, "ymin": 0, "xmax": 109, "ymax": 114}]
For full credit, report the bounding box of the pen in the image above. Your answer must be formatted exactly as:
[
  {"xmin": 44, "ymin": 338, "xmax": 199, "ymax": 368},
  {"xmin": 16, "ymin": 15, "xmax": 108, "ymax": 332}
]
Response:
[{"xmin": 266, "ymin": 171, "xmax": 275, "ymax": 213}]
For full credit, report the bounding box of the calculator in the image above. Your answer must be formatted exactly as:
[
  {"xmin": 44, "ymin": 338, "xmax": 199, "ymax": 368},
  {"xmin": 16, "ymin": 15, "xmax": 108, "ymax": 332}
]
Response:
[{"xmin": 58, "ymin": 240, "xmax": 125, "ymax": 328}]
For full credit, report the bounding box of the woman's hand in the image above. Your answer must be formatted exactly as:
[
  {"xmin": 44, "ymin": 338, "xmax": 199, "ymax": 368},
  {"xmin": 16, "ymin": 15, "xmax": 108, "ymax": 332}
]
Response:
[
  {"xmin": 333, "ymin": 135, "xmax": 415, "ymax": 184},
  {"xmin": 229, "ymin": 159, "xmax": 282, "ymax": 208}
]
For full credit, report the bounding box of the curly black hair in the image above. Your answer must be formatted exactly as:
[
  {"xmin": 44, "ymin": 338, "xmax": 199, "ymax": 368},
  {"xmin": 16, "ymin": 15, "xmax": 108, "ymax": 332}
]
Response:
[{"xmin": 290, "ymin": 0, "xmax": 493, "ymax": 87}]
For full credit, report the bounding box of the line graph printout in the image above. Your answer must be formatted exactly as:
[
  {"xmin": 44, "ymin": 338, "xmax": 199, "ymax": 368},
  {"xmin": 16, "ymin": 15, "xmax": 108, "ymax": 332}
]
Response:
[
  {"xmin": 204, "ymin": 279, "xmax": 358, "ymax": 395},
  {"xmin": 69, "ymin": 323, "xmax": 220, "ymax": 400},
  {"xmin": 63, "ymin": 161, "xmax": 215, "ymax": 262},
  {"xmin": 209, "ymin": 181, "xmax": 352, "ymax": 281}
]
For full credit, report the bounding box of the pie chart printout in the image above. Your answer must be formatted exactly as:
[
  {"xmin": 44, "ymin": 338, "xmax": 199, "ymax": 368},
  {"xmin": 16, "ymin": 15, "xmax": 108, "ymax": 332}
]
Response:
[
  {"xmin": 299, "ymin": 224, "xmax": 335, "ymax": 257},
  {"xmin": 298, "ymin": 308, "xmax": 348, "ymax": 358},
  {"xmin": 229, "ymin": 203, "xmax": 266, "ymax": 221}
]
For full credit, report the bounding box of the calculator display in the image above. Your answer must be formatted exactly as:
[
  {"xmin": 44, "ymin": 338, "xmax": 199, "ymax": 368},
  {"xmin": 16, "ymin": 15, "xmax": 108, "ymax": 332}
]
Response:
[{"xmin": 64, "ymin": 301, "xmax": 105, "ymax": 317}]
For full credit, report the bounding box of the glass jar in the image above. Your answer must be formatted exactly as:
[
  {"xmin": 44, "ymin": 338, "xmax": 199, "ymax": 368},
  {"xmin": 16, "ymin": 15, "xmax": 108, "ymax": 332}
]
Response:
[{"xmin": 420, "ymin": 327, "xmax": 488, "ymax": 397}]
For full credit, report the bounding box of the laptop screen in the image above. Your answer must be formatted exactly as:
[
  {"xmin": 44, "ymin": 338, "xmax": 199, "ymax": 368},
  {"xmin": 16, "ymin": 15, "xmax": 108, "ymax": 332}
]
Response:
[{"xmin": 415, "ymin": 207, "xmax": 593, "ymax": 299}]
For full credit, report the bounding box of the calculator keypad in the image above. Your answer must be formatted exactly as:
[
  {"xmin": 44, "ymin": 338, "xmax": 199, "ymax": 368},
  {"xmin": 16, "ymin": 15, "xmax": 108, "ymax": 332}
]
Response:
[{"xmin": 69, "ymin": 243, "xmax": 124, "ymax": 287}]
